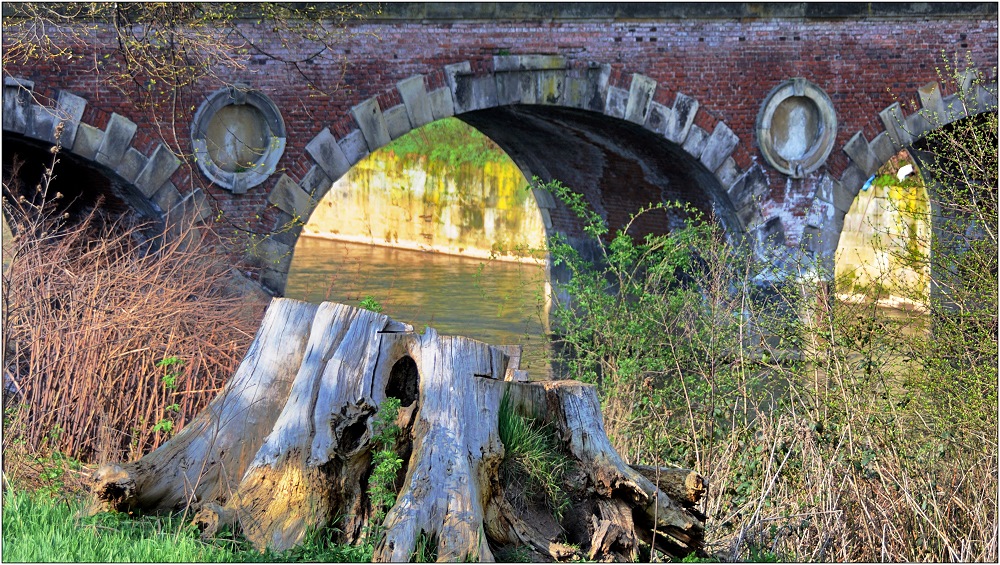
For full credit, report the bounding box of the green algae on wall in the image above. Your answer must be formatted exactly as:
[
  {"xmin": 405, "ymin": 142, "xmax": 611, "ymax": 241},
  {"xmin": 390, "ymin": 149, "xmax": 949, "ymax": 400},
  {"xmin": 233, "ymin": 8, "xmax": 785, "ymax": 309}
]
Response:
[
  {"xmin": 303, "ymin": 119, "xmax": 547, "ymax": 263},
  {"xmin": 835, "ymin": 163, "xmax": 931, "ymax": 309}
]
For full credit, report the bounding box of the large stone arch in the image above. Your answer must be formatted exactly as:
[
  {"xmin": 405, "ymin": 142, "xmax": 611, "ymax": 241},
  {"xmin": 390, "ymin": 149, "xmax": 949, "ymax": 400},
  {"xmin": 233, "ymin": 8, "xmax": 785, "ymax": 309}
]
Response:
[
  {"xmin": 801, "ymin": 66, "xmax": 999, "ymax": 274},
  {"xmin": 1, "ymin": 77, "xmax": 212, "ymax": 236},
  {"xmin": 259, "ymin": 56, "xmax": 771, "ymax": 294}
]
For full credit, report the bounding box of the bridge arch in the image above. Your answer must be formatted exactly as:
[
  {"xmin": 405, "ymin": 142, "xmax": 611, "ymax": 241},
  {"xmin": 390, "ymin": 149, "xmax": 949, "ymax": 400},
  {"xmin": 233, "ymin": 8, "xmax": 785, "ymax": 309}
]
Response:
[
  {"xmin": 264, "ymin": 56, "xmax": 773, "ymax": 294},
  {"xmin": 802, "ymin": 66, "xmax": 998, "ymax": 274},
  {"xmin": 1, "ymin": 77, "xmax": 212, "ymax": 237}
]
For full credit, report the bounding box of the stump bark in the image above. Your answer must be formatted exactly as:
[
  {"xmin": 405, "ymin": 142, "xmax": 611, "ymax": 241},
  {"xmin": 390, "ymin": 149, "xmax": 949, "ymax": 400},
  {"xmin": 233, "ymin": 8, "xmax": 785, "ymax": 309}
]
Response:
[{"xmin": 88, "ymin": 298, "xmax": 706, "ymax": 561}]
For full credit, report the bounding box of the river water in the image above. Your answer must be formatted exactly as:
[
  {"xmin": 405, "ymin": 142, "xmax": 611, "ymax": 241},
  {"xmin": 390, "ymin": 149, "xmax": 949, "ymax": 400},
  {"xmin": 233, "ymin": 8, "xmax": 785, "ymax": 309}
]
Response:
[{"xmin": 285, "ymin": 236, "xmax": 553, "ymax": 376}]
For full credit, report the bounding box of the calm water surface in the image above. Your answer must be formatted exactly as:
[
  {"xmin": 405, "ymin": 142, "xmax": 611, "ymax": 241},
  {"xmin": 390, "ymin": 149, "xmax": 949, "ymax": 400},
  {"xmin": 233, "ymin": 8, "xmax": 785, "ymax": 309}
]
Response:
[{"xmin": 285, "ymin": 237, "xmax": 553, "ymax": 375}]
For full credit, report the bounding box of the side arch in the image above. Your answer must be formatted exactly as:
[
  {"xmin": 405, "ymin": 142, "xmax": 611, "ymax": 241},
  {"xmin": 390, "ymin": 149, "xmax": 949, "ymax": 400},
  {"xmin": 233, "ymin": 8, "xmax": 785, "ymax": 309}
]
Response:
[
  {"xmin": 256, "ymin": 56, "xmax": 773, "ymax": 294},
  {"xmin": 1, "ymin": 77, "xmax": 212, "ymax": 236},
  {"xmin": 800, "ymin": 67, "xmax": 999, "ymax": 274}
]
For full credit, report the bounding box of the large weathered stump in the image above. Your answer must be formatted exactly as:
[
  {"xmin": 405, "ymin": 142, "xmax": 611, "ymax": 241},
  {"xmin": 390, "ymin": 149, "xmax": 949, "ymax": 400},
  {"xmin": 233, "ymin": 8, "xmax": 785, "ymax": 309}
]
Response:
[{"xmin": 89, "ymin": 298, "xmax": 705, "ymax": 561}]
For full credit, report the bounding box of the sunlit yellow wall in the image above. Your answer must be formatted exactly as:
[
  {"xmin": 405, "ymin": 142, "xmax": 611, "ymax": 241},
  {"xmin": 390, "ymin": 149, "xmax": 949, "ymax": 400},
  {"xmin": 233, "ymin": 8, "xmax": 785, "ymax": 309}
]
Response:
[
  {"xmin": 303, "ymin": 150, "xmax": 547, "ymax": 263},
  {"xmin": 835, "ymin": 178, "xmax": 930, "ymax": 307}
]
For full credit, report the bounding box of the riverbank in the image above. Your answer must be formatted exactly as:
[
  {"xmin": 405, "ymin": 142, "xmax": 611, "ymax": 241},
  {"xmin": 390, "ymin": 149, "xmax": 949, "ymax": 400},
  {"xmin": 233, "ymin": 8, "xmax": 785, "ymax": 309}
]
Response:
[{"xmin": 299, "ymin": 232, "xmax": 547, "ymax": 265}]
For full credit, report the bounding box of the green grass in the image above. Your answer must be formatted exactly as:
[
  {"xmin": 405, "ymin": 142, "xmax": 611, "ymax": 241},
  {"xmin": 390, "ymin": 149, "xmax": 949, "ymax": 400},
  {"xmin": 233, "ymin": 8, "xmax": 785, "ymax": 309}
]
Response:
[
  {"xmin": 497, "ymin": 392, "xmax": 571, "ymax": 520},
  {"xmin": 1, "ymin": 489, "xmax": 370, "ymax": 562}
]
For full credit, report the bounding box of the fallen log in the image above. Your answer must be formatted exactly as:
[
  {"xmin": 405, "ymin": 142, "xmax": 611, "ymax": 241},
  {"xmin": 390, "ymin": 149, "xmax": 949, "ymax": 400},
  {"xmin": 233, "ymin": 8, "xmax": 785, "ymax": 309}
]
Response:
[{"xmin": 87, "ymin": 298, "xmax": 706, "ymax": 561}]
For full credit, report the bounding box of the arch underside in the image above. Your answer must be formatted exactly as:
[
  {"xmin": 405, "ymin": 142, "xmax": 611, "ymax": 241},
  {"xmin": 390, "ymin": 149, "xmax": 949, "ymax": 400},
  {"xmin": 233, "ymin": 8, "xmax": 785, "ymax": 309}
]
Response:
[
  {"xmin": 458, "ymin": 105, "xmax": 742, "ymax": 257},
  {"xmin": 3, "ymin": 133, "xmax": 162, "ymax": 227},
  {"xmin": 1, "ymin": 78, "xmax": 213, "ymax": 241}
]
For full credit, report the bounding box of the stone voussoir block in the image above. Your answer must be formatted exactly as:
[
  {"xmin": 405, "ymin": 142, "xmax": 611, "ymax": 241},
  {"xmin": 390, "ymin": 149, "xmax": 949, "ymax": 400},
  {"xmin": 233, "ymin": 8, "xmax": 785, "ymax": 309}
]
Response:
[
  {"xmin": 682, "ymin": 125, "xmax": 708, "ymax": 158},
  {"xmin": 250, "ymin": 237, "xmax": 294, "ymax": 273},
  {"xmin": 453, "ymin": 75, "xmax": 499, "ymax": 114},
  {"xmin": 832, "ymin": 168, "xmax": 863, "ymax": 214},
  {"xmin": 917, "ymin": 81, "xmax": 946, "ymax": 125},
  {"xmin": 495, "ymin": 71, "xmax": 536, "ymax": 106},
  {"xmin": 259, "ymin": 268, "xmax": 288, "ymax": 295},
  {"xmin": 644, "ymin": 101, "xmax": 672, "ymax": 136},
  {"xmin": 299, "ymin": 165, "xmax": 334, "ymax": 202},
  {"xmin": 397, "ymin": 75, "xmax": 434, "ymax": 129},
  {"xmin": 135, "ymin": 144, "xmax": 181, "ymax": 199},
  {"xmin": 27, "ymin": 109, "xmax": 58, "ymax": 144},
  {"xmin": 306, "ymin": 127, "xmax": 352, "ymax": 182},
  {"xmin": 3, "ymin": 77, "xmax": 34, "ymax": 134},
  {"xmin": 665, "ymin": 92, "xmax": 698, "ymax": 145},
  {"xmin": 267, "ymin": 173, "xmax": 314, "ymax": 219},
  {"xmin": 70, "ymin": 123, "xmax": 104, "ymax": 161},
  {"xmin": 115, "ymin": 148, "xmax": 148, "ymax": 185},
  {"xmin": 269, "ymin": 209, "xmax": 304, "ymax": 248},
  {"xmin": 700, "ymin": 121, "xmax": 739, "ymax": 173},
  {"xmin": 55, "ymin": 90, "xmax": 87, "ymax": 148},
  {"xmin": 383, "ymin": 104, "xmax": 412, "ymax": 140},
  {"xmin": 605, "ymin": 86, "xmax": 628, "ymax": 119},
  {"xmin": 715, "ymin": 156, "xmax": 740, "ymax": 190},
  {"xmin": 339, "ymin": 129, "xmax": 370, "ymax": 167},
  {"xmin": 843, "ymin": 131, "xmax": 877, "ymax": 176},
  {"xmin": 151, "ymin": 181, "xmax": 182, "ymax": 215},
  {"xmin": 727, "ymin": 165, "xmax": 769, "ymax": 211},
  {"xmin": 624, "ymin": 73, "xmax": 657, "ymax": 125},
  {"xmin": 429, "ymin": 87, "xmax": 456, "ymax": 121},
  {"xmin": 351, "ymin": 98, "xmax": 392, "ymax": 152},
  {"xmin": 96, "ymin": 113, "xmax": 138, "ymax": 169},
  {"xmin": 869, "ymin": 131, "xmax": 896, "ymax": 168},
  {"xmin": 905, "ymin": 110, "xmax": 933, "ymax": 141},
  {"xmin": 878, "ymin": 102, "xmax": 912, "ymax": 148}
]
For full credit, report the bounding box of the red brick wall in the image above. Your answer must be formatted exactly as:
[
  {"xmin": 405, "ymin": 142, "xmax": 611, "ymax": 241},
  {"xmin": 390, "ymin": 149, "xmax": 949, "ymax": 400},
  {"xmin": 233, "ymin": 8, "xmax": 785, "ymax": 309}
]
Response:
[{"xmin": 4, "ymin": 15, "xmax": 997, "ymax": 241}]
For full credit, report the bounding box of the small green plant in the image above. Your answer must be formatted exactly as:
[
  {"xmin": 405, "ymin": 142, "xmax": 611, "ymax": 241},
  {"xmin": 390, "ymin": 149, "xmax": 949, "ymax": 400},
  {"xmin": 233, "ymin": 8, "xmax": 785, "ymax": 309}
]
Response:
[
  {"xmin": 365, "ymin": 397, "xmax": 402, "ymax": 544},
  {"xmin": 151, "ymin": 419, "xmax": 174, "ymax": 434},
  {"xmin": 497, "ymin": 391, "xmax": 571, "ymax": 520},
  {"xmin": 410, "ymin": 530, "xmax": 439, "ymax": 562},
  {"xmin": 156, "ymin": 356, "xmax": 184, "ymax": 390},
  {"xmin": 359, "ymin": 295, "xmax": 384, "ymax": 314}
]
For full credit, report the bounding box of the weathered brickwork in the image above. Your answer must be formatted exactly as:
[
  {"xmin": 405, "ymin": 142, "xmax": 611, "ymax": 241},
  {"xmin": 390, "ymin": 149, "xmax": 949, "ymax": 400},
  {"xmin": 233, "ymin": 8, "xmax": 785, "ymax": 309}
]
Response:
[{"xmin": 2, "ymin": 7, "xmax": 997, "ymax": 292}]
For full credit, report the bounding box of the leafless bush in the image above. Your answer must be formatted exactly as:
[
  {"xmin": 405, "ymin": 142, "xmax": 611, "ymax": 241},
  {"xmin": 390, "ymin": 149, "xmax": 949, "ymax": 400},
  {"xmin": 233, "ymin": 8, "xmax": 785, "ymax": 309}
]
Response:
[{"xmin": 2, "ymin": 151, "xmax": 265, "ymax": 472}]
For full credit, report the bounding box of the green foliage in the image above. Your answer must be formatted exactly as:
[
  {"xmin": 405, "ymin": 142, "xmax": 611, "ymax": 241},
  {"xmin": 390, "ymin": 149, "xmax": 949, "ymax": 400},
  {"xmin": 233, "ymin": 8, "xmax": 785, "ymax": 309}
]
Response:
[
  {"xmin": 498, "ymin": 391, "xmax": 571, "ymax": 520},
  {"xmin": 274, "ymin": 525, "xmax": 373, "ymax": 563},
  {"xmin": 359, "ymin": 295, "xmax": 384, "ymax": 314},
  {"xmin": 534, "ymin": 57, "xmax": 997, "ymax": 561},
  {"xmin": 365, "ymin": 397, "xmax": 403, "ymax": 544},
  {"xmin": 534, "ymin": 176, "xmax": 793, "ymax": 467},
  {"xmin": 386, "ymin": 117, "xmax": 509, "ymax": 170}
]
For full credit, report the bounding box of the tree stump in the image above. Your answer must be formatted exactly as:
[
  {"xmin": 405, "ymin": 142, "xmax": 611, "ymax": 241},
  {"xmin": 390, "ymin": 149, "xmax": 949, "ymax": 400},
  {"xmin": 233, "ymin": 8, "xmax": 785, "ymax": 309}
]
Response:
[{"xmin": 88, "ymin": 298, "xmax": 706, "ymax": 561}]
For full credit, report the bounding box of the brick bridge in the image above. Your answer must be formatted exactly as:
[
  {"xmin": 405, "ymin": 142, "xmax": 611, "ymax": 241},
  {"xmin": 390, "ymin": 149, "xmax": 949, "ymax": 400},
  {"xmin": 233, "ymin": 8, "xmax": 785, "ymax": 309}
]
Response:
[{"xmin": 2, "ymin": 3, "xmax": 997, "ymax": 294}]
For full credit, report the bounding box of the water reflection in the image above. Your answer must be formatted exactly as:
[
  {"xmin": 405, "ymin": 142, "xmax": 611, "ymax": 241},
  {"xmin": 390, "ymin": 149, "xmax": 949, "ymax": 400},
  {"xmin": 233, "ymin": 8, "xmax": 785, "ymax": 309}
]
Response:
[{"xmin": 285, "ymin": 237, "xmax": 552, "ymax": 375}]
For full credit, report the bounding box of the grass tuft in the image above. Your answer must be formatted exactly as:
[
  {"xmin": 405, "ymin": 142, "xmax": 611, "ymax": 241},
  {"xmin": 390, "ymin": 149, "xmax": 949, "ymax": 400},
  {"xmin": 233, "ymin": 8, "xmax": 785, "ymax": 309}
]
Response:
[{"xmin": 498, "ymin": 391, "xmax": 571, "ymax": 520}]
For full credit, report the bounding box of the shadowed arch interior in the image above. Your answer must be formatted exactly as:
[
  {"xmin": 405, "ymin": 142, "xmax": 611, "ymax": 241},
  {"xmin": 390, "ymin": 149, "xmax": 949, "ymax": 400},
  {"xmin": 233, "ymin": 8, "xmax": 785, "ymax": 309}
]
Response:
[
  {"xmin": 457, "ymin": 105, "xmax": 741, "ymax": 261},
  {"xmin": 2, "ymin": 135, "xmax": 159, "ymax": 228}
]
